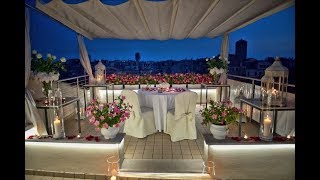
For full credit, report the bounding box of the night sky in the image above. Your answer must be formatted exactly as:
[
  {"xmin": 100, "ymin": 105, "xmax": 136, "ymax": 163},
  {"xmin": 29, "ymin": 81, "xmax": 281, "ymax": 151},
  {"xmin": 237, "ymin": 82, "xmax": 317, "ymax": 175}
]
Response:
[{"xmin": 29, "ymin": 2, "xmax": 295, "ymax": 61}]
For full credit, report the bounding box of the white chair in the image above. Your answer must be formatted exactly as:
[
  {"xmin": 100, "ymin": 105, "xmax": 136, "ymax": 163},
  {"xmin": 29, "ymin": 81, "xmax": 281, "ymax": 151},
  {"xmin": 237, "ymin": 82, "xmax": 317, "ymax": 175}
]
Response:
[
  {"xmin": 120, "ymin": 90, "xmax": 157, "ymax": 138},
  {"xmin": 165, "ymin": 91, "xmax": 198, "ymax": 142}
]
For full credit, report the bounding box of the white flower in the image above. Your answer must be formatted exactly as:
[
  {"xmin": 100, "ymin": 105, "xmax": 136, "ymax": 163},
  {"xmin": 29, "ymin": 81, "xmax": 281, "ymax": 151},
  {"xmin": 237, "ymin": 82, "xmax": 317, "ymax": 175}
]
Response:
[
  {"xmin": 60, "ymin": 57, "xmax": 66, "ymax": 62},
  {"xmin": 32, "ymin": 50, "xmax": 37, "ymax": 54},
  {"xmin": 36, "ymin": 53, "xmax": 42, "ymax": 59},
  {"xmin": 52, "ymin": 56, "xmax": 56, "ymax": 60},
  {"xmin": 219, "ymin": 56, "xmax": 222, "ymax": 59},
  {"xmin": 219, "ymin": 68, "xmax": 225, "ymax": 74},
  {"xmin": 47, "ymin": 53, "xmax": 52, "ymax": 58},
  {"xmin": 206, "ymin": 58, "xmax": 209, "ymax": 61}
]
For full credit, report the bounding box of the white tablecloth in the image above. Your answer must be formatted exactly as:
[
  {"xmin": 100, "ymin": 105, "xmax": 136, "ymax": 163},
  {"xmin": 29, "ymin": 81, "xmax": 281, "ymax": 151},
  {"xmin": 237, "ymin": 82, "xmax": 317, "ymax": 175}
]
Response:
[{"xmin": 138, "ymin": 89, "xmax": 182, "ymax": 132}]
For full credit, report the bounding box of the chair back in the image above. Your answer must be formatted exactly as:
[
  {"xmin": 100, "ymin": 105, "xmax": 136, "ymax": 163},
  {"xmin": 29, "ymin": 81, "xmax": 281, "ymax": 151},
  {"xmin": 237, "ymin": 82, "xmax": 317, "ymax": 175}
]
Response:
[
  {"xmin": 174, "ymin": 91, "xmax": 198, "ymax": 121},
  {"xmin": 120, "ymin": 89, "xmax": 142, "ymax": 117}
]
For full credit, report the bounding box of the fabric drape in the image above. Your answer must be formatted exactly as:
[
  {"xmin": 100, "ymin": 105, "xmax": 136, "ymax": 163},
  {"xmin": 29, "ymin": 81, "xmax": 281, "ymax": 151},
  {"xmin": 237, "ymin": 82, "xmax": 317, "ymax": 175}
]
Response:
[
  {"xmin": 218, "ymin": 34, "xmax": 229, "ymax": 100},
  {"xmin": 77, "ymin": 34, "xmax": 94, "ymax": 81},
  {"xmin": 25, "ymin": 7, "xmax": 48, "ymax": 136}
]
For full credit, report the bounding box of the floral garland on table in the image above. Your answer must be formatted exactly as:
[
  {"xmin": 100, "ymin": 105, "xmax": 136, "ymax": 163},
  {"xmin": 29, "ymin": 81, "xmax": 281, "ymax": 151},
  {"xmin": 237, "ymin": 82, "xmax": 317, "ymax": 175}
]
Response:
[{"xmin": 30, "ymin": 50, "xmax": 67, "ymax": 97}]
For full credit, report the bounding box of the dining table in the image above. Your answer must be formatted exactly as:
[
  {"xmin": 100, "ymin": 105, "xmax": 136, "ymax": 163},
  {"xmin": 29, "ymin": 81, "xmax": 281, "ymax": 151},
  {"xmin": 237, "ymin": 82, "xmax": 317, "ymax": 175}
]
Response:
[{"xmin": 137, "ymin": 87, "xmax": 187, "ymax": 132}]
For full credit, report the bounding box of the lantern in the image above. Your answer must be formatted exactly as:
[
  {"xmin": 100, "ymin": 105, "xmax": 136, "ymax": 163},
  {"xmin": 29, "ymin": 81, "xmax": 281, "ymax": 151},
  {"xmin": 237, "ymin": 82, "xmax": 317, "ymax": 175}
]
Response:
[
  {"xmin": 260, "ymin": 75, "xmax": 274, "ymax": 105},
  {"xmin": 95, "ymin": 60, "xmax": 106, "ymax": 85},
  {"xmin": 261, "ymin": 57, "xmax": 289, "ymax": 107},
  {"xmin": 52, "ymin": 88, "xmax": 65, "ymax": 139},
  {"xmin": 259, "ymin": 112, "xmax": 274, "ymax": 141}
]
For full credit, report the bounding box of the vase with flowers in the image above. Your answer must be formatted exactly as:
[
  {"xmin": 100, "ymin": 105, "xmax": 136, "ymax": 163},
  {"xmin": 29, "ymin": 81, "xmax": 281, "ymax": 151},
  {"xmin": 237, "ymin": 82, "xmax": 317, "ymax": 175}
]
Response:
[
  {"xmin": 200, "ymin": 99, "xmax": 245, "ymax": 139},
  {"xmin": 86, "ymin": 95, "xmax": 132, "ymax": 139},
  {"xmin": 31, "ymin": 50, "xmax": 67, "ymax": 98},
  {"xmin": 206, "ymin": 56, "xmax": 229, "ymax": 84}
]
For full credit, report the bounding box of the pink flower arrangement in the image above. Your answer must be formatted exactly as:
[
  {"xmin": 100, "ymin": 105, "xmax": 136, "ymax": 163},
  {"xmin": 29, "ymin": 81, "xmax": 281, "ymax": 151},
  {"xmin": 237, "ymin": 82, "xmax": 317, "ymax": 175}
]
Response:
[
  {"xmin": 86, "ymin": 95, "xmax": 132, "ymax": 131},
  {"xmin": 105, "ymin": 73, "xmax": 214, "ymax": 85},
  {"xmin": 200, "ymin": 99, "xmax": 245, "ymax": 126}
]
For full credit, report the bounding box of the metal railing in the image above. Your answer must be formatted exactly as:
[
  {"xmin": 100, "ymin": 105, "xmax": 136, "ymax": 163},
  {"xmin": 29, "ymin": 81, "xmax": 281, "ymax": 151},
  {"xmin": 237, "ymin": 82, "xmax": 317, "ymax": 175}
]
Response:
[{"xmin": 227, "ymin": 74, "xmax": 295, "ymax": 98}]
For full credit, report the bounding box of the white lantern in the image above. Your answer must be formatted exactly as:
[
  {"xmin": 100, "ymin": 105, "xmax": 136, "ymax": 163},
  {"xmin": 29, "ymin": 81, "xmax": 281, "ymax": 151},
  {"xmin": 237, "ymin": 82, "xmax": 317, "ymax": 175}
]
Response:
[
  {"xmin": 95, "ymin": 60, "xmax": 106, "ymax": 85},
  {"xmin": 260, "ymin": 75, "xmax": 274, "ymax": 105},
  {"xmin": 261, "ymin": 57, "xmax": 289, "ymax": 107}
]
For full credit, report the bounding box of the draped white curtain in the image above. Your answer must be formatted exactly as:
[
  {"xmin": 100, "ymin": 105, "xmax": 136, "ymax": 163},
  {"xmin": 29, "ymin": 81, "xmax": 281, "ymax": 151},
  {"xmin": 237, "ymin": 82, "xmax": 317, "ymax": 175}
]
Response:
[
  {"xmin": 77, "ymin": 34, "xmax": 94, "ymax": 81},
  {"xmin": 221, "ymin": 34, "xmax": 229, "ymax": 61},
  {"xmin": 25, "ymin": 7, "xmax": 48, "ymax": 136},
  {"xmin": 218, "ymin": 33, "xmax": 229, "ymax": 100}
]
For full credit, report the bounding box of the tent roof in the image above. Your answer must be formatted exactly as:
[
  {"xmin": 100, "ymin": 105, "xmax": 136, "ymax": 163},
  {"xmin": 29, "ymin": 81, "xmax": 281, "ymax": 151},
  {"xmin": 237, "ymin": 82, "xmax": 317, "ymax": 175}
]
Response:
[{"xmin": 35, "ymin": 0, "xmax": 294, "ymax": 40}]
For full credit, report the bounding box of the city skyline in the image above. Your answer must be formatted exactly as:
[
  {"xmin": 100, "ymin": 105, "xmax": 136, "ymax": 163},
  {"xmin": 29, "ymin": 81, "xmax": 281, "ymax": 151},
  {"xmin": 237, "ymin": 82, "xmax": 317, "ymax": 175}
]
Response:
[{"xmin": 29, "ymin": 3, "xmax": 295, "ymax": 61}]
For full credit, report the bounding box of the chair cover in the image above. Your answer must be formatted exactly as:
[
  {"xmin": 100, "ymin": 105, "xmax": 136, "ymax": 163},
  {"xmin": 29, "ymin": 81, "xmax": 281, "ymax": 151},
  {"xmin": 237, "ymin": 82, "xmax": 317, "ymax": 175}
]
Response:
[
  {"xmin": 121, "ymin": 90, "xmax": 157, "ymax": 138},
  {"xmin": 165, "ymin": 91, "xmax": 198, "ymax": 142}
]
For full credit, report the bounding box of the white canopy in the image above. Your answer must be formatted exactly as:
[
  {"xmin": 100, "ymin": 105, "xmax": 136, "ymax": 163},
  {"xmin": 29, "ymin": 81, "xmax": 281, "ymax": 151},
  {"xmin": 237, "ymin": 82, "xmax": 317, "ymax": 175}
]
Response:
[{"xmin": 36, "ymin": 0, "xmax": 294, "ymax": 40}]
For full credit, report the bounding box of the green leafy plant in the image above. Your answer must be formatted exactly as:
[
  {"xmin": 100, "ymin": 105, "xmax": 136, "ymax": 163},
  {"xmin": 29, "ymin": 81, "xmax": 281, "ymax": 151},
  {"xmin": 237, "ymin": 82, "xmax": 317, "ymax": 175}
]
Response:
[
  {"xmin": 206, "ymin": 56, "xmax": 228, "ymax": 71},
  {"xmin": 31, "ymin": 50, "xmax": 66, "ymax": 74}
]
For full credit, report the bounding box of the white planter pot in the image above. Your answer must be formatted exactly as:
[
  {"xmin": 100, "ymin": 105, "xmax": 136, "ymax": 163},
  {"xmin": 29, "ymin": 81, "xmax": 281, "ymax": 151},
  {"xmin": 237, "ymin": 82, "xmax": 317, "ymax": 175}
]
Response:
[
  {"xmin": 210, "ymin": 124, "xmax": 228, "ymax": 139},
  {"xmin": 100, "ymin": 127, "xmax": 120, "ymax": 139}
]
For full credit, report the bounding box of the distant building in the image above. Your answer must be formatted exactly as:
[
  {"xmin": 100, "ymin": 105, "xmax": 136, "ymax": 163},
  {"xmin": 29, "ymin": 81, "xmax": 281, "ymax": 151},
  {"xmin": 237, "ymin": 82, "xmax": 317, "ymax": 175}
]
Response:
[{"xmin": 235, "ymin": 39, "xmax": 247, "ymax": 65}]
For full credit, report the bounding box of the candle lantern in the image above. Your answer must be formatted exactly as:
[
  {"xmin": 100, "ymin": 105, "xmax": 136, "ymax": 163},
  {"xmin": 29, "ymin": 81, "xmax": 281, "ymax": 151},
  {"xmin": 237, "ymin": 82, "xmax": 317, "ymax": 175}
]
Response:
[
  {"xmin": 261, "ymin": 57, "xmax": 289, "ymax": 107},
  {"xmin": 260, "ymin": 75, "xmax": 274, "ymax": 105},
  {"xmin": 51, "ymin": 88, "xmax": 65, "ymax": 139},
  {"xmin": 106, "ymin": 155, "xmax": 119, "ymax": 179},
  {"xmin": 259, "ymin": 112, "xmax": 274, "ymax": 141},
  {"xmin": 95, "ymin": 60, "xmax": 106, "ymax": 85}
]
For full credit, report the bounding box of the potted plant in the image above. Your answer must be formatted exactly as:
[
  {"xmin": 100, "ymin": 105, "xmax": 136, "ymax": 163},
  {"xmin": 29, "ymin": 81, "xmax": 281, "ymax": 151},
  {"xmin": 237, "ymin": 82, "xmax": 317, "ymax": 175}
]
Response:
[
  {"xmin": 31, "ymin": 50, "xmax": 67, "ymax": 97},
  {"xmin": 200, "ymin": 99, "xmax": 245, "ymax": 139},
  {"xmin": 86, "ymin": 95, "xmax": 132, "ymax": 139},
  {"xmin": 206, "ymin": 56, "xmax": 229, "ymax": 84}
]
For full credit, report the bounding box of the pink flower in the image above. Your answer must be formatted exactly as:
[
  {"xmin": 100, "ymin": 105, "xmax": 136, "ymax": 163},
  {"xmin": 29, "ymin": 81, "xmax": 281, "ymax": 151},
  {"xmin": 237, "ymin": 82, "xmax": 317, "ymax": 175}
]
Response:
[
  {"xmin": 94, "ymin": 121, "xmax": 100, "ymax": 126},
  {"xmin": 89, "ymin": 116, "xmax": 95, "ymax": 123},
  {"xmin": 120, "ymin": 116, "xmax": 126, "ymax": 122},
  {"xmin": 114, "ymin": 123, "xmax": 119, "ymax": 128},
  {"xmin": 222, "ymin": 111, "xmax": 227, "ymax": 117},
  {"xmin": 212, "ymin": 114, "xmax": 217, "ymax": 119},
  {"xmin": 121, "ymin": 95, "xmax": 126, "ymax": 100},
  {"xmin": 103, "ymin": 123, "xmax": 109, "ymax": 128},
  {"xmin": 100, "ymin": 115, "xmax": 105, "ymax": 120},
  {"xmin": 95, "ymin": 127, "xmax": 100, "ymax": 131},
  {"xmin": 86, "ymin": 111, "xmax": 92, "ymax": 117}
]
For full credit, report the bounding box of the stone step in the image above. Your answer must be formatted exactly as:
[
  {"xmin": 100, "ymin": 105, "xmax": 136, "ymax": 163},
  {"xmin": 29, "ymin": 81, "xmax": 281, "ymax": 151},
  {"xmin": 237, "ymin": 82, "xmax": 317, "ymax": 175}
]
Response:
[{"xmin": 120, "ymin": 159, "xmax": 207, "ymax": 173}]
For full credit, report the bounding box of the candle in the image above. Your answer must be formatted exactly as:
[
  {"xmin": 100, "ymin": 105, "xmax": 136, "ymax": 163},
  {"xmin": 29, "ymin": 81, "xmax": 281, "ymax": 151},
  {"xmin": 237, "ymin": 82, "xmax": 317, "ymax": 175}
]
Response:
[
  {"xmin": 244, "ymin": 134, "xmax": 248, "ymax": 139},
  {"xmin": 110, "ymin": 176, "xmax": 116, "ymax": 180},
  {"xmin": 53, "ymin": 116, "xmax": 62, "ymax": 138},
  {"xmin": 77, "ymin": 134, "xmax": 81, "ymax": 138},
  {"xmin": 287, "ymin": 135, "xmax": 291, "ymax": 139},
  {"xmin": 263, "ymin": 115, "xmax": 272, "ymax": 137}
]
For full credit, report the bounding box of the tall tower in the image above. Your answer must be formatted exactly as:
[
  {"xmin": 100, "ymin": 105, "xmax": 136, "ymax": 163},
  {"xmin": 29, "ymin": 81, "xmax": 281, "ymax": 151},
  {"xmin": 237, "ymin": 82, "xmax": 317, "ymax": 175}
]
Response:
[{"xmin": 235, "ymin": 39, "xmax": 247, "ymax": 64}]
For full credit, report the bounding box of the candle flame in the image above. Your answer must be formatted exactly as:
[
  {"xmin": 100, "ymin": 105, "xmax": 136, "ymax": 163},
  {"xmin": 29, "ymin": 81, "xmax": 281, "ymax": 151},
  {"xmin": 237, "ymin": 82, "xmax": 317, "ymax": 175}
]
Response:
[
  {"xmin": 287, "ymin": 135, "xmax": 290, "ymax": 139},
  {"xmin": 244, "ymin": 134, "xmax": 248, "ymax": 139}
]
